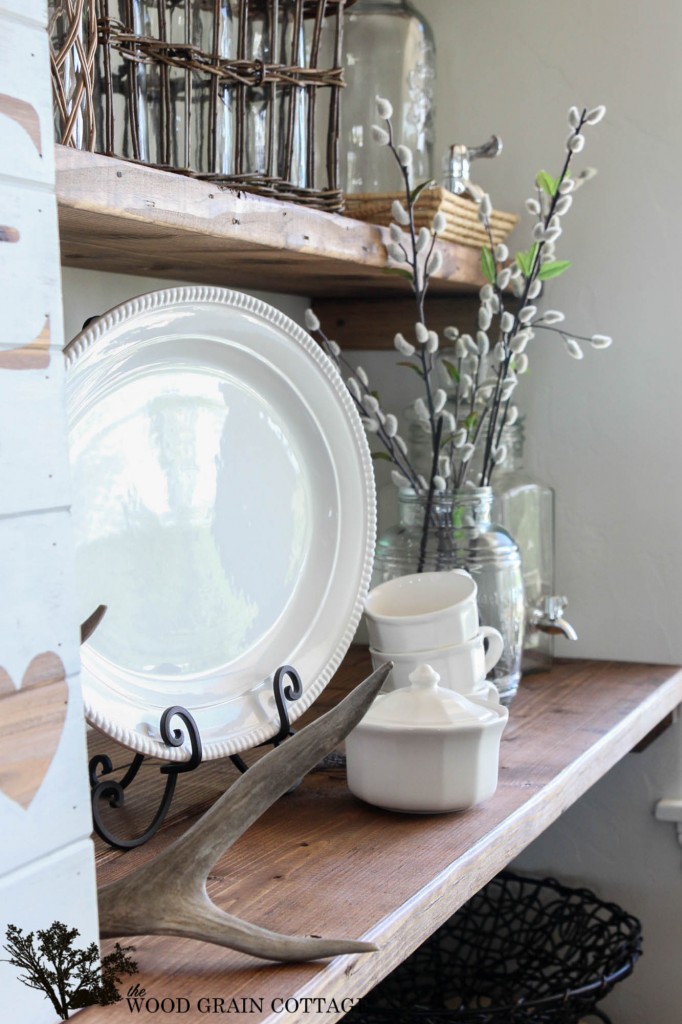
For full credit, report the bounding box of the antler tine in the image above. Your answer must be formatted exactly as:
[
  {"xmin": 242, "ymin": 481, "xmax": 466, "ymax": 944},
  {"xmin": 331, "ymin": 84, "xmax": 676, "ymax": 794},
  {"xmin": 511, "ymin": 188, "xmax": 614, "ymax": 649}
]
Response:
[{"xmin": 98, "ymin": 663, "xmax": 392, "ymax": 962}]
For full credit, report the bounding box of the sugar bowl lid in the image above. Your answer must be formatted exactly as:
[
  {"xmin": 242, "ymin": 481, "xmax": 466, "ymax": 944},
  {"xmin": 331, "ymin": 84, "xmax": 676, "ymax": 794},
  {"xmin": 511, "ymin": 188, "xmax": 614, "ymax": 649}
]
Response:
[{"xmin": 360, "ymin": 664, "xmax": 500, "ymax": 730}]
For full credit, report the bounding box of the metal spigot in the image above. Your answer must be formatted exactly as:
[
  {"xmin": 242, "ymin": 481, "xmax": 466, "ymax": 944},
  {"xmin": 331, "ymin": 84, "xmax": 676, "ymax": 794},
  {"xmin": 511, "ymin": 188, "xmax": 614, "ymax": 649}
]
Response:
[
  {"xmin": 530, "ymin": 595, "xmax": 578, "ymax": 642},
  {"xmin": 442, "ymin": 135, "xmax": 503, "ymax": 201}
]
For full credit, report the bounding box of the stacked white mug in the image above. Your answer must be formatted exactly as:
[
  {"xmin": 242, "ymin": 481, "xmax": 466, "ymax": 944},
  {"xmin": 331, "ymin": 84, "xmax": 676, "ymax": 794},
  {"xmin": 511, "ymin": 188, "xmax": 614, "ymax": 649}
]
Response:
[{"xmin": 363, "ymin": 570, "xmax": 504, "ymax": 698}]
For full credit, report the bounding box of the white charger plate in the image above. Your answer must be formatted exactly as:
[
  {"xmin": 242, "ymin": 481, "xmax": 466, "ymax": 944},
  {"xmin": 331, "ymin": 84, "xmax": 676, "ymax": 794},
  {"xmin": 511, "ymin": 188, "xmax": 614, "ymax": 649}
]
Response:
[{"xmin": 66, "ymin": 287, "xmax": 375, "ymax": 760}]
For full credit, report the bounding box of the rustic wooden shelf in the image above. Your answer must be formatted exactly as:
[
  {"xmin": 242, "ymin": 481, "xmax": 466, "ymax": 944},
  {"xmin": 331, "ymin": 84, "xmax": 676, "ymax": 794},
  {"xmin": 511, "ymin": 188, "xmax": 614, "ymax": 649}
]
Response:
[
  {"xmin": 79, "ymin": 652, "xmax": 682, "ymax": 1024},
  {"xmin": 55, "ymin": 147, "xmax": 487, "ymax": 300}
]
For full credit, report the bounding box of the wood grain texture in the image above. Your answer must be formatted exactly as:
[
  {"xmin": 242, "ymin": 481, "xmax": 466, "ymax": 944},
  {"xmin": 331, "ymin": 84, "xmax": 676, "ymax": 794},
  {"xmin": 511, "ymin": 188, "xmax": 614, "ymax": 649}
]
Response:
[
  {"xmin": 55, "ymin": 148, "xmax": 486, "ymax": 299},
  {"xmin": 78, "ymin": 655, "xmax": 682, "ymax": 1024},
  {"xmin": 0, "ymin": 652, "xmax": 68, "ymax": 808},
  {"xmin": 312, "ymin": 295, "xmax": 482, "ymax": 350}
]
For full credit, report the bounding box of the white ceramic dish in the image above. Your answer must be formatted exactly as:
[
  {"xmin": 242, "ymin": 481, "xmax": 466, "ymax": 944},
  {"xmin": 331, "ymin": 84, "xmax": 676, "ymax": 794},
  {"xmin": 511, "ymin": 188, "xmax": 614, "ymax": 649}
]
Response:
[
  {"xmin": 346, "ymin": 664, "xmax": 508, "ymax": 814},
  {"xmin": 66, "ymin": 287, "xmax": 375, "ymax": 760},
  {"xmin": 369, "ymin": 625, "xmax": 504, "ymax": 694},
  {"xmin": 364, "ymin": 570, "xmax": 478, "ymax": 653}
]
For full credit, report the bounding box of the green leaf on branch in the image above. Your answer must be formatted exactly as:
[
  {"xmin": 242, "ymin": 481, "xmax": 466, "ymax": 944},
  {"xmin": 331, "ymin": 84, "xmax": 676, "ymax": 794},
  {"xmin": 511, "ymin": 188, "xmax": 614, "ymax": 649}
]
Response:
[
  {"xmin": 371, "ymin": 452, "xmax": 393, "ymax": 462},
  {"xmin": 382, "ymin": 267, "xmax": 414, "ymax": 281},
  {"xmin": 397, "ymin": 361, "xmax": 425, "ymax": 378},
  {"xmin": 536, "ymin": 170, "xmax": 558, "ymax": 197},
  {"xmin": 515, "ymin": 242, "xmax": 539, "ymax": 278},
  {"xmin": 410, "ymin": 179, "xmax": 434, "ymax": 205},
  {"xmin": 538, "ymin": 259, "xmax": 571, "ymax": 281},
  {"xmin": 480, "ymin": 246, "xmax": 496, "ymax": 284},
  {"xmin": 440, "ymin": 359, "xmax": 461, "ymax": 383},
  {"xmin": 464, "ymin": 412, "xmax": 478, "ymax": 432}
]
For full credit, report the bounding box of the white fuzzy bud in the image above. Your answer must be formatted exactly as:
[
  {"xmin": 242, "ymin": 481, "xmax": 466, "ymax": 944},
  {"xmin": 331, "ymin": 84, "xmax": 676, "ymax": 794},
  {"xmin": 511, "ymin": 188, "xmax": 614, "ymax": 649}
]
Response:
[
  {"xmin": 568, "ymin": 133, "xmax": 586, "ymax": 153},
  {"xmin": 394, "ymin": 332, "xmax": 416, "ymax": 356},
  {"xmin": 543, "ymin": 225, "xmax": 562, "ymax": 243},
  {"xmin": 417, "ymin": 475, "xmax": 429, "ymax": 491},
  {"xmin": 426, "ymin": 331, "xmax": 439, "ymax": 354},
  {"xmin": 433, "ymin": 212, "xmax": 447, "ymax": 234},
  {"xmin": 527, "ymin": 279, "xmax": 542, "ymax": 299},
  {"xmin": 540, "ymin": 310, "xmax": 565, "ymax": 325},
  {"xmin": 384, "ymin": 413, "xmax": 398, "ymax": 437},
  {"xmin": 416, "ymin": 226, "xmax": 431, "ymax": 253},
  {"xmin": 414, "ymin": 397, "xmax": 429, "ymax": 421},
  {"xmin": 514, "ymin": 353, "xmax": 529, "ymax": 374},
  {"xmin": 427, "ymin": 250, "xmax": 443, "ymax": 276},
  {"xmin": 433, "ymin": 388, "xmax": 448, "ymax": 414},
  {"xmin": 559, "ymin": 178, "xmax": 576, "ymax": 195},
  {"xmin": 480, "ymin": 283, "xmax": 494, "ymax": 302},
  {"xmin": 391, "ymin": 470, "xmax": 410, "ymax": 489},
  {"xmin": 518, "ymin": 305, "xmax": 537, "ymax": 324},
  {"xmin": 371, "ymin": 125, "xmax": 390, "ymax": 146},
  {"xmin": 433, "ymin": 475, "xmax": 447, "ymax": 492},
  {"xmin": 454, "ymin": 337, "xmax": 468, "ymax": 359},
  {"xmin": 387, "ymin": 242, "xmax": 407, "ymax": 263},
  {"xmin": 568, "ymin": 105, "xmax": 582, "ymax": 129},
  {"xmin": 460, "ymin": 444, "xmax": 475, "ymax": 463},
  {"xmin": 585, "ymin": 104, "xmax": 606, "ymax": 125},
  {"xmin": 478, "ymin": 305, "xmax": 493, "ymax": 331},
  {"xmin": 465, "ymin": 334, "xmax": 479, "ymax": 355},
  {"xmin": 441, "ymin": 411, "xmax": 456, "ymax": 433},
  {"xmin": 304, "ymin": 308, "xmax": 320, "ymax": 332},
  {"xmin": 510, "ymin": 331, "xmax": 530, "ymax": 354},
  {"xmin": 391, "ymin": 199, "xmax": 410, "ymax": 225},
  {"xmin": 395, "ymin": 436, "xmax": 408, "ymax": 455},
  {"xmin": 375, "ymin": 96, "xmax": 393, "ymax": 120},
  {"xmin": 364, "ymin": 417, "xmax": 380, "ymax": 433},
  {"xmin": 397, "ymin": 144, "xmax": 413, "ymax": 168},
  {"xmin": 512, "ymin": 276, "xmax": 526, "ymax": 297},
  {"xmin": 461, "ymin": 373, "xmax": 474, "ymax": 392},
  {"xmin": 500, "ymin": 379, "xmax": 518, "ymax": 400},
  {"xmin": 477, "ymin": 331, "xmax": 490, "ymax": 356},
  {"xmin": 506, "ymin": 405, "xmax": 519, "ymax": 426},
  {"xmin": 355, "ymin": 365, "xmax": 369, "ymax": 386},
  {"xmin": 500, "ymin": 311, "xmax": 515, "ymax": 334},
  {"xmin": 328, "ymin": 340, "xmax": 341, "ymax": 357},
  {"xmin": 554, "ymin": 195, "xmax": 573, "ymax": 216},
  {"xmin": 389, "ymin": 222, "xmax": 404, "ymax": 243},
  {"xmin": 525, "ymin": 197, "xmax": 541, "ymax": 216},
  {"xmin": 444, "ymin": 326, "xmax": 459, "ymax": 341},
  {"xmin": 439, "ymin": 455, "xmax": 451, "ymax": 477},
  {"xmin": 532, "ymin": 222, "xmax": 548, "ymax": 242},
  {"xmin": 493, "ymin": 444, "xmax": 508, "ymax": 465},
  {"xmin": 347, "ymin": 377, "xmax": 361, "ymax": 400},
  {"xmin": 477, "ymin": 384, "xmax": 495, "ymax": 402},
  {"xmin": 362, "ymin": 393, "xmax": 379, "ymax": 414},
  {"xmin": 564, "ymin": 337, "xmax": 584, "ymax": 360},
  {"xmin": 478, "ymin": 194, "xmax": 493, "ymax": 221},
  {"xmin": 415, "ymin": 322, "xmax": 429, "ymax": 344},
  {"xmin": 453, "ymin": 429, "xmax": 467, "ymax": 448},
  {"xmin": 494, "ymin": 243, "xmax": 509, "ymax": 262},
  {"xmin": 496, "ymin": 267, "xmax": 512, "ymax": 290},
  {"xmin": 590, "ymin": 333, "xmax": 613, "ymax": 349}
]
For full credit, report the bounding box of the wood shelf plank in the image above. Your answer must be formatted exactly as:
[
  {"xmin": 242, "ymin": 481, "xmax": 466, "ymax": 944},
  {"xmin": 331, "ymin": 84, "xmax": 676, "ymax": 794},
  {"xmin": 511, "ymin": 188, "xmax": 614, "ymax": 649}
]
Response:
[
  {"xmin": 55, "ymin": 148, "xmax": 486, "ymax": 300},
  {"xmin": 78, "ymin": 653, "xmax": 682, "ymax": 1024}
]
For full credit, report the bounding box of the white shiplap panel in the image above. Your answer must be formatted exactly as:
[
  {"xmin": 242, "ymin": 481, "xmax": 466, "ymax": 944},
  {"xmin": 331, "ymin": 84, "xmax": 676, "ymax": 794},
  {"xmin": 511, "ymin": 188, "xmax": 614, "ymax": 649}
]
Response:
[
  {"xmin": 0, "ymin": 178, "xmax": 64, "ymax": 360},
  {"xmin": 0, "ymin": 19, "xmax": 53, "ymax": 184},
  {"xmin": 0, "ymin": 509, "xmax": 80, "ymax": 683},
  {"xmin": 0, "ymin": 669, "xmax": 94, "ymax": 878},
  {"xmin": 0, "ymin": 356, "xmax": 71, "ymax": 516},
  {"xmin": 0, "ymin": 0, "xmax": 47, "ymax": 27},
  {"xmin": 0, "ymin": 838, "xmax": 98, "ymax": 1024}
]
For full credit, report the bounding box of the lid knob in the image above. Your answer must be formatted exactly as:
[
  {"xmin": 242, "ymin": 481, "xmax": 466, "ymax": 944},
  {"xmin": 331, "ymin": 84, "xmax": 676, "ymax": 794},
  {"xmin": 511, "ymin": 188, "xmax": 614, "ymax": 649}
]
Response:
[{"xmin": 408, "ymin": 664, "xmax": 441, "ymax": 690}]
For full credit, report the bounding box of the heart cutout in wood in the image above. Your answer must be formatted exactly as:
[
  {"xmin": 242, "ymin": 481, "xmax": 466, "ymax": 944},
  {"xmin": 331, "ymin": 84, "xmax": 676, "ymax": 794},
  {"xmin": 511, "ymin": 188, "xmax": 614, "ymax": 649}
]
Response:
[{"xmin": 0, "ymin": 652, "xmax": 68, "ymax": 809}]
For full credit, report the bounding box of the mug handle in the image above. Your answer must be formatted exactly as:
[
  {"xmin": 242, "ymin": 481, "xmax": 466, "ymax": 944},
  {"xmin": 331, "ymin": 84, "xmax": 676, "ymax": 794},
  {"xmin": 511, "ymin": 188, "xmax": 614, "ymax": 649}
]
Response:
[{"xmin": 480, "ymin": 626, "xmax": 504, "ymax": 674}]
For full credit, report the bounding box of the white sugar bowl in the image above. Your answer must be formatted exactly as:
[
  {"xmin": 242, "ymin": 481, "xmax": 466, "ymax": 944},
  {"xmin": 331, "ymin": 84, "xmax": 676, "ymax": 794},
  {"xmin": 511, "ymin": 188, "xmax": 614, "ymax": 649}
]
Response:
[{"xmin": 345, "ymin": 664, "xmax": 508, "ymax": 814}]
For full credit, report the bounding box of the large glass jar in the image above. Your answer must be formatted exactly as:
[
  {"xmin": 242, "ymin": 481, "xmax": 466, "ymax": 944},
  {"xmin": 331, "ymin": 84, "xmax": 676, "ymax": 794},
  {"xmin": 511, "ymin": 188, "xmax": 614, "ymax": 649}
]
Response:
[
  {"xmin": 340, "ymin": 0, "xmax": 436, "ymax": 193},
  {"xmin": 491, "ymin": 419, "xmax": 577, "ymax": 673},
  {"xmin": 373, "ymin": 488, "xmax": 525, "ymax": 704}
]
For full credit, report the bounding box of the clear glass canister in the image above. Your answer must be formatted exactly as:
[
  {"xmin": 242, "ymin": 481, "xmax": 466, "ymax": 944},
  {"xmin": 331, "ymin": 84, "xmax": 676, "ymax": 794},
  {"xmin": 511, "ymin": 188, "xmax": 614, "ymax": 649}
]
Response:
[
  {"xmin": 491, "ymin": 419, "xmax": 576, "ymax": 673},
  {"xmin": 340, "ymin": 0, "xmax": 436, "ymax": 193},
  {"xmin": 373, "ymin": 488, "xmax": 525, "ymax": 705}
]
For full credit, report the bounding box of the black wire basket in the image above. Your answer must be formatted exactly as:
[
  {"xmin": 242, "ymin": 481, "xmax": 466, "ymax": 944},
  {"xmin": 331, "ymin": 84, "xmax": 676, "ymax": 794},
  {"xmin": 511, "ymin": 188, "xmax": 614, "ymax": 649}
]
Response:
[{"xmin": 347, "ymin": 871, "xmax": 642, "ymax": 1024}]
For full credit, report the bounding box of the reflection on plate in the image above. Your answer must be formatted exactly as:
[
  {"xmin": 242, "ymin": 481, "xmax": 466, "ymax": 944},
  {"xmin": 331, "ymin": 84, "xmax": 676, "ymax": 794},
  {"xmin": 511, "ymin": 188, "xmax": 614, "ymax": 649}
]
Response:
[{"xmin": 66, "ymin": 287, "xmax": 375, "ymax": 760}]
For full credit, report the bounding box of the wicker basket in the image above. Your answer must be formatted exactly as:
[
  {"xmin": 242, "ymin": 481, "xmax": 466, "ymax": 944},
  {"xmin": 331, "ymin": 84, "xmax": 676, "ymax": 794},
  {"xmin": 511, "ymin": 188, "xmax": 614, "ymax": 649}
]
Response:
[
  {"xmin": 48, "ymin": 0, "xmax": 98, "ymax": 149},
  {"xmin": 346, "ymin": 872, "xmax": 642, "ymax": 1024},
  {"xmin": 85, "ymin": 0, "xmax": 354, "ymax": 210},
  {"xmin": 345, "ymin": 187, "xmax": 519, "ymax": 249}
]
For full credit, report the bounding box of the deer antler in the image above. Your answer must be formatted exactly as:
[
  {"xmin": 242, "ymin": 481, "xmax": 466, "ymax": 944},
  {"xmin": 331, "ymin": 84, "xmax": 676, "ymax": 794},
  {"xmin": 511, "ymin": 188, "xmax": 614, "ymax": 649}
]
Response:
[{"xmin": 97, "ymin": 662, "xmax": 392, "ymax": 962}]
